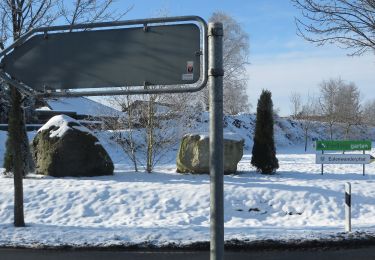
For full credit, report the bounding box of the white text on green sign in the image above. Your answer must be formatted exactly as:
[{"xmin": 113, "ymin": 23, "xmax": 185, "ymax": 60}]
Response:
[{"xmin": 316, "ymin": 140, "xmax": 372, "ymax": 151}]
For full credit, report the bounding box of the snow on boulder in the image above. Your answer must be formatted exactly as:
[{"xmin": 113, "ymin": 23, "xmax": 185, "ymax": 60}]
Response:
[
  {"xmin": 176, "ymin": 133, "xmax": 244, "ymax": 174},
  {"xmin": 32, "ymin": 115, "xmax": 113, "ymax": 177}
]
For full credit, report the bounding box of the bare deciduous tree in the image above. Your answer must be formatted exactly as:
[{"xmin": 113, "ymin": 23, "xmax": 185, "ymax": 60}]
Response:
[
  {"xmin": 293, "ymin": 0, "xmax": 375, "ymax": 55},
  {"xmin": 335, "ymin": 81, "xmax": 362, "ymax": 138},
  {"xmin": 318, "ymin": 78, "xmax": 362, "ymax": 139},
  {"xmin": 0, "ymin": 0, "xmax": 60, "ymax": 227},
  {"xmin": 106, "ymin": 89, "xmax": 197, "ymax": 173},
  {"xmin": 59, "ymin": 0, "xmax": 133, "ymax": 30},
  {"xmin": 143, "ymin": 91, "xmax": 197, "ymax": 173},
  {"xmin": 145, "ymin": 93, "xmax": 156, "ymax": 173},
  {"xmin": 0, "ymin": 1, "xmax": 58, "ymax": 47},
  {"xmin": 319, "ymin": 78, "xmax": 341, "ymax": 140},
  {"xmin": 299, "ymin": 93, "xmax": 318, "ymax": 151},
  {"xmin": 105, "ymin": 89, "xmax": 140, "ymax": 172},
  {"xmin": 200, "ymin": 11, "xmax": 251, "ymax": 114},
  {"xmin": 362, "ymin": 99, "xmax": 375, "ymax": 125},
  {"xmin": 289, "ymin": 91, "xmax": 302, "ymax": 119},
  {"xmin": 0, "ymin": 0, "xmax": 131, "ymax": 227}
]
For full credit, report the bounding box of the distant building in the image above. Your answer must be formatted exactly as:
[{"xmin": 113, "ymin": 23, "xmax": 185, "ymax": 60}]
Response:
[
  {"xmin": 122, "ymin": 100, "xmax": 176, "ymax": 128},
  {"xmin": 36, "ymin": 97, "xmax": 122, "ymax": 129},
  {"xmin": 0, "ymin": 97, "xmax": 122, "ymax": 131}
]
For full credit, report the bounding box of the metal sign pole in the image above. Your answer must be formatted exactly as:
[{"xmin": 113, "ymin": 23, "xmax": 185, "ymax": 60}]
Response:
[
  {"xmin": 363, "ymin": 150, "xmax": 365, "ymax": 176},
  {"xmin": 208, "ymin": 22, "xmax": 224, "ymax": 260},
  {"xmin": 345, "ymin": 182, "xmax": 351, "ymax": 232},
  {"xmin": 321, "ymin": 150, "xmax": 324, "ymax": 175}
]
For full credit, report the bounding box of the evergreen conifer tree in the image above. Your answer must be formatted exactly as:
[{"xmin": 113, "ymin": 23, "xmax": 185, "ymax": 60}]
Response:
[{"xmin": 251, "ymin": 90, "xmax": 279, "ymax": 174}]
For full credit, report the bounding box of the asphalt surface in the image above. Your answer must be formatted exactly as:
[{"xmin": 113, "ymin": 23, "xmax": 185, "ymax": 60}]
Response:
[{"xmin": 2, "ymin": 247, "xmax": 375, "ymax": 260}]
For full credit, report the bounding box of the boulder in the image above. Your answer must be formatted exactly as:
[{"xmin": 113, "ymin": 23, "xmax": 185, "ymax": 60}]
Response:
[
  {"xmin": 33, "ymin": 115, "xmax": 113, "ymax": 177},
  {"xmin": 176, "ymin": 133, "xmax": 244, "ymax": 174}
]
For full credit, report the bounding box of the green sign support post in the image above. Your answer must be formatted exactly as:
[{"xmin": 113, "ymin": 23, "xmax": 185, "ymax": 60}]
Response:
[{"xmin": 316, "ymin": 140, "xmax": 373, "ymax": 175}]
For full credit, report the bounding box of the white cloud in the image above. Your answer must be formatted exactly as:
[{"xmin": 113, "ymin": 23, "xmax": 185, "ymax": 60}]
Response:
[{"xmin": 247, "ymin": 51, "xmax": 375, "ymax": 116}]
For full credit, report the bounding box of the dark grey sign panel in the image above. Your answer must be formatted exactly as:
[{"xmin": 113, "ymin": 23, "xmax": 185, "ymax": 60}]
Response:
[{"xmin": 2, "ymin": 24, "xmax": 200, "ymax": 91}]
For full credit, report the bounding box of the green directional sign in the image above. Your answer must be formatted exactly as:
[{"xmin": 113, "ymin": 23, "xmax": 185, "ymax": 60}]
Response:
[{"xmin": 316, "ymin": 140, "xmax": 372, "ymax": 151}]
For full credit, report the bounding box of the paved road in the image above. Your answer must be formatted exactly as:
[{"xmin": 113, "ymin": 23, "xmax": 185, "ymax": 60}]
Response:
[{"xmin": 2, "ymin": 247, "xmax": 375, "ymax": 260}]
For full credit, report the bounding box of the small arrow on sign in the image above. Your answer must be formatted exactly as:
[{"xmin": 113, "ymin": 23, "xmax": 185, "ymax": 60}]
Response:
[{"xmin": 370, "ymin": 155, "xmax": 375, "ymax": 163}]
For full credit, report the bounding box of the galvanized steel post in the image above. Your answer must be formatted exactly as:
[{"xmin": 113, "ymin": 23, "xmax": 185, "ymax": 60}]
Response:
[
  {"xmin": 345, "ymin": 182, "xmax": 351, "ymax": 232},
  {"xmin": 208, "ymin": 22, "xmax": 224, "ymax": 260},
  {"xmin": 363, "ymin": 150, "xmax": 365, "ymax": 176}
]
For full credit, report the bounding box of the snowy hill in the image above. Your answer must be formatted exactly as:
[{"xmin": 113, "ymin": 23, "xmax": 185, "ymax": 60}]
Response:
[
  {"xmin": 1, "ymin": 113, "xmax": 375, "ymax": 248},
  {"xmin": 194, "ymin": 112, "xmax": 375, "ymax": 151},
  {"xmin": 1, "ymin": 113, "xmax": 375, "ymax": 167}
]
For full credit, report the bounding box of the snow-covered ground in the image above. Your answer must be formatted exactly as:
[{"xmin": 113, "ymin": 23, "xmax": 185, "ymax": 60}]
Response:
[{"xmin": 1, "ymin": 114, "xmax": 375, "ymax": 247}]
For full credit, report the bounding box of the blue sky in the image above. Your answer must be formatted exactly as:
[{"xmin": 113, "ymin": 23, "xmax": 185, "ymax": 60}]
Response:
[{"xmin": 114, "ymin": 0, "xmax": 375, "ymax": 115}]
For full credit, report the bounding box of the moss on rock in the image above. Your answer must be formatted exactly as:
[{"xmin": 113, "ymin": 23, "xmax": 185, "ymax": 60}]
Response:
[
  {"xmin": 176, "ymin": 134, "xmax": 244, "ymax": 174},
  {"xmin": 33, "ymin": 119, "xmax": 113, "ymax": 177}
]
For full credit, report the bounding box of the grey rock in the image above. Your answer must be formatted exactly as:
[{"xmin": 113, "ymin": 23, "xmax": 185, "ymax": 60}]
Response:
[
  {"xmin": 176, "ymin": 133, "xmax": 244, "ymax": 174},
  {"xmin": 33, "ymin": 115, "xmax": 113, "ymax": 177}
]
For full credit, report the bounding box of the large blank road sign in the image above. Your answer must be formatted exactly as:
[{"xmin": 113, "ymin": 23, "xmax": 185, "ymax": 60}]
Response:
[{"xmin": 2, "ymin": 24, "xmax": 200, "ymax": 91}]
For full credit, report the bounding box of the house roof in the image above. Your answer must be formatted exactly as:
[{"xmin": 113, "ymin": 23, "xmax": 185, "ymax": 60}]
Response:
[{"xmin": 42, "ymin": 97, "xmax": 122, "ymax": 117}]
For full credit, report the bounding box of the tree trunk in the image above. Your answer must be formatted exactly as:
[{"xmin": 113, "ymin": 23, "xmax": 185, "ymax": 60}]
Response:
[
  {"xmin": 304, "ymin": 128, "xmax": 308, "ymax": 152},
  {"xmin": 9, "ymin": 85, "xmax": 25, "ymax": 227},
  {"xmin": 126, "ymin": 99, "xmax": 138, "ymax": 172},
  {"xmin": 130, "ymin": 143, "xmax": 138, "ymax": 172},
  {"xmin": 129, "ymin": 132, "xmax": 138, "ymax": 172},
  {"xmin": 345, "ymin": 125, "xmax": 351, "ymax": 140},
  {"xmin": 146, "ymin": 97, "xmax": 154, "ymax": 173},
  {"xmin": 329, "ymin": 123, "xmax": 333, "ymax": 140}
]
